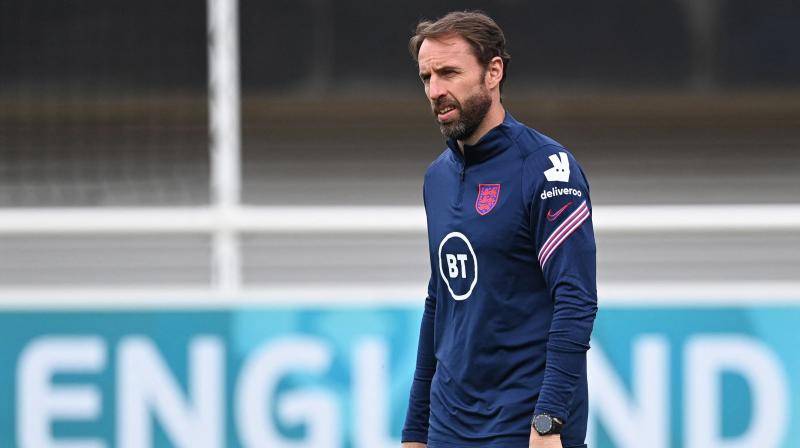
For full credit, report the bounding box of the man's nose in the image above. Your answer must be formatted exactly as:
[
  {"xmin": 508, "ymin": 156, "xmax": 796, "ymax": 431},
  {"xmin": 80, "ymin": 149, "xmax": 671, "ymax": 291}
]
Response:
[{"xmin": 428, "ymin": 77, "xmax": 446, "ymax": 101}]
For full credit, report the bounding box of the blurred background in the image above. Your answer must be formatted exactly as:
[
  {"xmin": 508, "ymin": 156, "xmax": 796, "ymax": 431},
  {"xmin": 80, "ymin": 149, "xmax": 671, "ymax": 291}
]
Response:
[{"xmin": 1, "ymin": 1, "xmax": 799, "ymax": 447}]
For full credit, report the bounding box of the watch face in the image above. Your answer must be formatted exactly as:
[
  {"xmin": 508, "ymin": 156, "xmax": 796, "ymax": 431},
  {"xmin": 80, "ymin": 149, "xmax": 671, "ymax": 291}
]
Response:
[{"xmin": 533, "ymin": 414, "xmax": 553, "ymax": 434}]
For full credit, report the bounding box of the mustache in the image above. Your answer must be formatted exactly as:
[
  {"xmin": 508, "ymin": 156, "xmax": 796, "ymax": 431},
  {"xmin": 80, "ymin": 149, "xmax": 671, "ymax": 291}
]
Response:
[{"xmin": 432, "ymin": 97, "xmax": 460, "ymax": 114}]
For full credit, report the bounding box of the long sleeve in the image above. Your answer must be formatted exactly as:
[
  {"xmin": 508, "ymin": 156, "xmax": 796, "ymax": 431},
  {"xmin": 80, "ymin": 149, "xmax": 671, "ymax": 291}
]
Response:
[
  {"xmin": 401, "ymin": 278, "xmax": 437, "ymax": 443},
  {"xmin": 526, "ymin": 147, "xmax": 598, "ymax": 421}
]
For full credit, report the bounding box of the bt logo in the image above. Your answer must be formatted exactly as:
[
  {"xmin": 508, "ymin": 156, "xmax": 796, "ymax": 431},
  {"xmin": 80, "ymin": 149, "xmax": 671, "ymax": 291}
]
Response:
[
  {"xmin": 444, "ymin": 254, "xmax": 469, "ymax": 278},
  {"xmin": 438, "ymin": 232, "xmax": 478, "ymax": 301}
]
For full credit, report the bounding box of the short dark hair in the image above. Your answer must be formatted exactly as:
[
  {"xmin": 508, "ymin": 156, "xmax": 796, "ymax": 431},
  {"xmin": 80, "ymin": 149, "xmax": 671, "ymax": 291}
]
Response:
[{"xmin": 409, "ymin": 11, "xmax": 511, "ymax": 91}]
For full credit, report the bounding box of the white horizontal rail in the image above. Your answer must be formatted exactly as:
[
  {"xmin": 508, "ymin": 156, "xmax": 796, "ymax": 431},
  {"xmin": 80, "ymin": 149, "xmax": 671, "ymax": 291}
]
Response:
[
  {"xmin": 0, "ymin": 206, "xmax": 425, "ymax": 234},
  {"xmin": 594, "ymin": 204, "xmax": 800, "ymax": 231},
  {"xmin": 0, "ymin": 282, "xmax": 799, "ymax": 308},
  {"xmin": 0, "ymin": 204, "xmax": 799, "ymax": 234},
  {"xmin": 0, "ymin": 207, "xmax": 217, "ymax": 234}
]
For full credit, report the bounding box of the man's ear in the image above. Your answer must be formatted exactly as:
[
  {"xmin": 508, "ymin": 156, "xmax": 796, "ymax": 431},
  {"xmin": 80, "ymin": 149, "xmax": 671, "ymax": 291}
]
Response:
[{"xmin": 485, "ymin": 56, "xmax": 504, "ymax": 90}]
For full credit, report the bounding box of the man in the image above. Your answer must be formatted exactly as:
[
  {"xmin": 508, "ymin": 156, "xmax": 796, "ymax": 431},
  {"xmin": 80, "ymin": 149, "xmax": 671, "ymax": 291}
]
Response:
[{"xmin": 401, "ymin": 11, "xmax": 597, "ymax": 448}]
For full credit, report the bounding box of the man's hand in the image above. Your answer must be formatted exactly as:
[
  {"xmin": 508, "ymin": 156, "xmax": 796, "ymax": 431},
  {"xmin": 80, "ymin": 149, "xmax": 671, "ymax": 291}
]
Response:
[
  {"xmin": 401, "ymin": 443, "xmax": 426, "ymax": 448},
  {"xmin": 529, "ymin": 431, "xmax": 562, "ymax": 448}
]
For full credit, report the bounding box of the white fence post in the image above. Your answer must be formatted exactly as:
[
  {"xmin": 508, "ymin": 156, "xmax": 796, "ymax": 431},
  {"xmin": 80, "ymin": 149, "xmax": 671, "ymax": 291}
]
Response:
[{"xmin": 208, "ymin": 0, "xmax": 242, "ymax": 297}]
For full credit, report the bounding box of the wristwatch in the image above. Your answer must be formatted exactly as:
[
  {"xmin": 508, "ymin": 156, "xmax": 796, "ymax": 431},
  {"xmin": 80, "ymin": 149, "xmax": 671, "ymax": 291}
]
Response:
[{"xmin": 531, "ymin": 413, "xmax": 563, "ymax": 436}]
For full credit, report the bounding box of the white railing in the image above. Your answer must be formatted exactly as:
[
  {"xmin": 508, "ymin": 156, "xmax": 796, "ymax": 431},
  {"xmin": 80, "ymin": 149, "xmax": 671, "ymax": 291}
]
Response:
[
  {"xmin": 2, "ymin": 204, "xmax": 800, "ymax": 235},
  {"xmin": 2, "ymin": 204, "xmax": 800, "ymax": 302}
]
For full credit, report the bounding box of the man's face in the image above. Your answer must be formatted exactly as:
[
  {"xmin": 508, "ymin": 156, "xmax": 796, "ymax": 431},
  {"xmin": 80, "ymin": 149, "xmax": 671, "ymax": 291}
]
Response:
[{"xmin": 417, "ymin": 34, "xmax": 492, "ymax": 141}]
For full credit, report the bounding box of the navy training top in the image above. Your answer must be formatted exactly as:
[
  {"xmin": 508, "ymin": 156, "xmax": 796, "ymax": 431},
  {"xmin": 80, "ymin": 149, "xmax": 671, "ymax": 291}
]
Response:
[{"xmin": 402, "ymin": 112, "xmax": 598, "ymax": 448}]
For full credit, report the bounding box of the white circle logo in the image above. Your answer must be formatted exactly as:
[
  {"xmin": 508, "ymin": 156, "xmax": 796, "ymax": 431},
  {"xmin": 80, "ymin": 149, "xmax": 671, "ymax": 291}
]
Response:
[{"xmin": 437, "ymin": 231, "xmax": 478, "ymax": 301}]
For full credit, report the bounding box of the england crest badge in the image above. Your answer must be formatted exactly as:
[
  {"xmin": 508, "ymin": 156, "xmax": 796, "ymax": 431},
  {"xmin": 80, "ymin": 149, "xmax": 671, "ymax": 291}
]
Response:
[{"xmin": 475, "ymin": 184, "xmax": 500, "ymax": 215}]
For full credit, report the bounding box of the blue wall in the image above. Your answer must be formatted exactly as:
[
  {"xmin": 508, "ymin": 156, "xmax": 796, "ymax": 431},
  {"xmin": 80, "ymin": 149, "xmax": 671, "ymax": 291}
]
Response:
[{"xmin": 1, "ymin": 304, "xmax": 797, "ymax": 447}]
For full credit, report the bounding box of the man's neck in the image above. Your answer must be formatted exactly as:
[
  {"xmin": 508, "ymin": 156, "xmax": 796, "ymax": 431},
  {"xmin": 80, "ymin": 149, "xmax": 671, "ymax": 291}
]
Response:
[{"xmin": 458, "ymin": 103, "xmax": 506, "ymax": 151}]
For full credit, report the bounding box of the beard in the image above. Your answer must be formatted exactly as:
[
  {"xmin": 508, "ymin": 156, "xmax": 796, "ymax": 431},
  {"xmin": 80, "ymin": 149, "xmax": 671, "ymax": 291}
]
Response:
[{"xmin": 433, "ymin": 87, "xmax": 492, "ymax": 141}]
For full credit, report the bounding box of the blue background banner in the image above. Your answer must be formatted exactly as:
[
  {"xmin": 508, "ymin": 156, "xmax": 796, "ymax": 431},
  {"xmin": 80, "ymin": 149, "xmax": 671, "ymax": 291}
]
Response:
[{"xmin": 1, "ymin": 304, "xmax": 797, "ymax": 447}]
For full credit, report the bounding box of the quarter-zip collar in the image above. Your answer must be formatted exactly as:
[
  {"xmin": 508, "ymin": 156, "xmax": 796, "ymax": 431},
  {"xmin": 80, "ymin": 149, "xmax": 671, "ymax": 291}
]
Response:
[{"xmin": 446, "ymin": 111, "xmax": 521, "ymax": 166}]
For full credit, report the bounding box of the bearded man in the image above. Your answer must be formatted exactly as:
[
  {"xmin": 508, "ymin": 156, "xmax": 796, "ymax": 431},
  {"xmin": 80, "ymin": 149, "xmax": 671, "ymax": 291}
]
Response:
[{"xmin": 401, "ymin": 11, "xmax": 598, "ymax": 448}]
